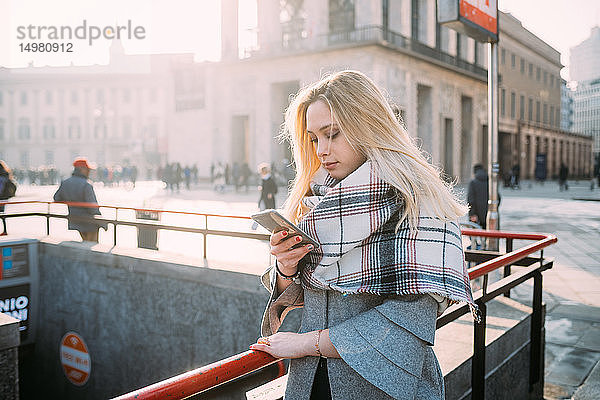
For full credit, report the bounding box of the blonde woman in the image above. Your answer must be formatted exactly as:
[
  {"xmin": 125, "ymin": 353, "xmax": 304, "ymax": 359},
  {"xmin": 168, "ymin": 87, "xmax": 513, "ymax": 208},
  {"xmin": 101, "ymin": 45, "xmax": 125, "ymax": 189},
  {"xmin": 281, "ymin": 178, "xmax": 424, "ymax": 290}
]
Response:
[{"xmin": 250, "ymin": 71, "xmax": 476, "ymax": 399}]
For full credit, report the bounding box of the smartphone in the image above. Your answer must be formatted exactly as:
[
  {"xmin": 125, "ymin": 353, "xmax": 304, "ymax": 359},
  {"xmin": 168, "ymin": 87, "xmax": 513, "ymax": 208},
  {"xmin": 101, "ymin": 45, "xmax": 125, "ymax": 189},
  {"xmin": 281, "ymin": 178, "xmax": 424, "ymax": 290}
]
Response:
[{"xmin": 251, "ymin": 209, "xmax": 320, "ymax": 249}]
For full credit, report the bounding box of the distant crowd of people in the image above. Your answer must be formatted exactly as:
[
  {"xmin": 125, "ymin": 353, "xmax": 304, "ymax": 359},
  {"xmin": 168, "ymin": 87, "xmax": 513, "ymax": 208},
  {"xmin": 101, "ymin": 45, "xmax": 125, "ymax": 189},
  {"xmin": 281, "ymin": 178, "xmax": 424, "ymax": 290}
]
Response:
[
  {"xmin": 210, "ymin": 159, "xmax": 295, "ymax": 193},
  {"xmin": 12, "ymin": 166, "xmax": 60, "ymax": 186},
  {"xmin": 158, "ymin": 163, "xmax": 199, "ymax": 192}
]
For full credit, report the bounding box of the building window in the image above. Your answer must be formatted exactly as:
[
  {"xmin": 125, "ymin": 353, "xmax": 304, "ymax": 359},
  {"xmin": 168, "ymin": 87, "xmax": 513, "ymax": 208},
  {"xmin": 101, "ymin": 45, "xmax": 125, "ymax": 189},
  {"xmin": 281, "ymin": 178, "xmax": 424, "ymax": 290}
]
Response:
[
  {"xmin": 550, "ymin": 75, "xmax": 555, "ymax": 88},
  {"xmin": 510, "ymin": 91, "xmax": 516, "ymax": 119},
  {"xmin": 21, "ymin": 92, "xmax": 28, "ymax": 105},
  {"xmin": 520, "ymin": 58, "xmax": 525, "ymax": 74},
  {"xmin": 501, "ymin": 48, "xmax": 505, "ymax": 65},
  {"xmin": 122, "ymin": 117, "xmax": 132, "ymax": 137},
  {"xmin": 520, "ymin": 95, "xmax": 525, "ymax": 120},
  {"xmin": 68, "ymin": 118, "xmax": 81, "ymax": 139},
  {"xmin": 536, "ymin": 67, "xmax": 541, "ymax": 81},
  {"xmin": 45, "ymin": 150, "xmax": 54, "ymax": 165},
  {"xmin": 543, "ymin": 71, "xmax": 548, "ymax": 85},
  {"xmin": 529, "ymin": 63, "xmax": 533, "ymax": 77},
  {"xmin": 501, "ymin": 88, "xmax": 506, "ymax": 116},
  {"xmin": 543, "ymin": 103, "xmax": 548, "ymax": 124},
  {"xmin": 43, "ymin": 118, "xmax": 55, "ymax": 139},
  {"xmin": 96, "ymin": 89, "xmax": 104, "ymax": 104},
  {"xmin": 0, "ymin": 119, "xmax": 4, "ymax": 140},
  {"xmin": 18, "ymin": 118, "xmax": 30, "ymax": 139},
  {"xmin": 329, "ymin": 0, "xmax": 355, "ymax": 33},
  {"xmin": 45, "ymin": 91, "xmax": 53, "ymax": 105},
  {"xmin": 550, "ymin": 106, "xmax": 555, "ymax": 127},
  {"xmin": 511, "ymin": 53, "xmax": 516, "ymax": 69},
  {"xmin": 71, "ymin": 91, "xmax": 78, "ymax": 104},
  {"xmin": 20, "ymin": 151, "xmax": 29, "ymax": 168},
  {"xmin": 122, "ymin": 89, "xmax": 131, "ymax": 103},
  {"xmin": 0, "ymin": 91, "xmax": 3, "ymax": 106},
  {"xmin": 94, "ymin": 119, "xmax": 106, "ymax": 138},
  {"xmin": 536, "ymin": 101, "xmax": 541, "ymax": 122}
]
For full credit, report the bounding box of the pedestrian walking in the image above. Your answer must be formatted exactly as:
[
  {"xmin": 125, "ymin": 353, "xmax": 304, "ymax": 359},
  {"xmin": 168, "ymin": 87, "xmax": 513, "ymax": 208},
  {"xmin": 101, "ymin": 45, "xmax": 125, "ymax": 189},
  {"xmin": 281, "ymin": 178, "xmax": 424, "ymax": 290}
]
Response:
[
  {"xmin": 53, "ymin": 157, "xmax": 107, "ymax": 242},
  {"xmin": 251, "ymin": 163, "xmax": 278, "ymax": 230},
  {"xmin": 467, "ymin": 164, "xmax": 488, "ymax": 229},
  {"xmin": 0, "ymin": 160, "xmax": 17, "ymax": 235},
  {"xmin": 250, "ymin": 71, "xmax": 476, "ymax": 399},
  {"xmin": 559, "ymin": 163, "xmax": 569, "ymax": 191},
  {"xmin": 510, "ymin": 164, "xmax": 520, "ymax": 189},
  {"xmin": 258, "ymin": 163, "xmax": 277, "ymax": 210}
]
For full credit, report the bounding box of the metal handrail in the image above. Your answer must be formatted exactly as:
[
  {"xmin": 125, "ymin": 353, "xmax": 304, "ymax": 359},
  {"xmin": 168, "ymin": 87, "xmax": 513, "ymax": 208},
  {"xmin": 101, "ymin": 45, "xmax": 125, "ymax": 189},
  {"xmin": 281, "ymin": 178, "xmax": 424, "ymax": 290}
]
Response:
[
  {"xmin": 111, "ymin": 351, "xmax": 282, "ymax": 400},
  {"xmin": 110, "ymin": 229, "xmax": 557, "ymax": 400},
  {"xmin": 0, "ymin": 200, "xmax": 269, "ymax": 259}
]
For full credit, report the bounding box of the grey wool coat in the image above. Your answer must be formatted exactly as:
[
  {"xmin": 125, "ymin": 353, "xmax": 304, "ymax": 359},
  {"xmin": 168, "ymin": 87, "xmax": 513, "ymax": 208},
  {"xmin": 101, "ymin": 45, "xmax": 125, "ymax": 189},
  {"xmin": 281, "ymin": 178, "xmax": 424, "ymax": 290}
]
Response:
[
  {"xmin": 260, "ymin": 266, "xmax": 445, "ymax": 400},
  {"xmin": 53, "ymin": 172, "xmax": 105, "ymax": 232}
]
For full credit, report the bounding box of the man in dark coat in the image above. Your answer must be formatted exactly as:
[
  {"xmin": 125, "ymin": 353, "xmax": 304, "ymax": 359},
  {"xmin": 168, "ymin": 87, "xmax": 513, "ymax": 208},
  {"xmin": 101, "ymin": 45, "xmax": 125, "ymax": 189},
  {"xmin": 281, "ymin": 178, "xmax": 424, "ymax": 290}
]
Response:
[
  {"xmin": 467, "ymin": 164, "xmax": 489, "ymax": 229},
  {"xmin": 559, "ymin": 163, "xmax": 569, "ymax": 191},
  {"xmin": 54, "ymin": 157, "xmax": 106, "ymax": 242},
  {"xmin": 258, "ymin": 163, "xmax": 277, "ymax": 209}
]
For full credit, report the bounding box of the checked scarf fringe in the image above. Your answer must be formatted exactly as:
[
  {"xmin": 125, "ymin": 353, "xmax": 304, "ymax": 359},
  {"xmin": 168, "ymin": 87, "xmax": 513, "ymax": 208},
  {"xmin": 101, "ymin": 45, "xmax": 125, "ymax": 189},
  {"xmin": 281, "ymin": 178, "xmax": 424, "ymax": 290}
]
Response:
[{"xmin": 297, "ymin": 162, "xmax": 479, "ymax": 320}]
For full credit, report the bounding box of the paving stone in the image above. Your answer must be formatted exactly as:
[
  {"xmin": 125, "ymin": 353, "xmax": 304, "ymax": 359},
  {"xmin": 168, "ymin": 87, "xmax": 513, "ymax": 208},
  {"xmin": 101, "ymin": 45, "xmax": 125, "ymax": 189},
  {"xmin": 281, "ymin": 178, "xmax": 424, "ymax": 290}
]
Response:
[
  {"xmin": 550, "ymin": 304, "xmax": 600, "ymax": 323},
  {"xmin": 576, "ymin": 325, "xmax": 600, "ymax": 352},
  {"xmin": 546, "ymin": 348, "xmax": 600, "ymax": 386},
  {"xmin": 573, "ymin": 361, "xmax": 600, "ymax": 400}
]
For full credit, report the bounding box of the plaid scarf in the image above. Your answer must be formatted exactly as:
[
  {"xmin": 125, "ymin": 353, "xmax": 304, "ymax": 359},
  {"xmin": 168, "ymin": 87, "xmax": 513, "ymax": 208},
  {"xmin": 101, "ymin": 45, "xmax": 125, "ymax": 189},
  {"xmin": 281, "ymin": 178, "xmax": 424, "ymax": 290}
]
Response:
[{"xmin": 297, "ymin": 161, "xmax": 476, "ymax": 314}]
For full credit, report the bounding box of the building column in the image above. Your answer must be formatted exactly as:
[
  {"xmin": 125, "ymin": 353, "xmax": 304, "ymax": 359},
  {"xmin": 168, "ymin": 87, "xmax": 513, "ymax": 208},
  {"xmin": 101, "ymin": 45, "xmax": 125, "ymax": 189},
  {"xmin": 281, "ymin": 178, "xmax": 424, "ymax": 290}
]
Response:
[
  {"xmin": 257, "ymin": 0, "xmax": 282, "ymax": 53},
  {"xmin": 221, "ymin": 0, "xmax": 239, "ymax": 60},
  {"xmin": 528, "ymin": 133, "xmax": 536, "ymax": 179}
]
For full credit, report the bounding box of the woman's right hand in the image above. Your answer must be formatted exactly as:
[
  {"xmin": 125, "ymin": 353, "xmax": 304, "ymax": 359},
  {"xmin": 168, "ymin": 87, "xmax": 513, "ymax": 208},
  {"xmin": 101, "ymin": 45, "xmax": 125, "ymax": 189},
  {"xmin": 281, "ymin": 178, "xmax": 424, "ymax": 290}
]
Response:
[{"xmin": 270, "ymin": 231, "xmax": 314, "ymax": 276}]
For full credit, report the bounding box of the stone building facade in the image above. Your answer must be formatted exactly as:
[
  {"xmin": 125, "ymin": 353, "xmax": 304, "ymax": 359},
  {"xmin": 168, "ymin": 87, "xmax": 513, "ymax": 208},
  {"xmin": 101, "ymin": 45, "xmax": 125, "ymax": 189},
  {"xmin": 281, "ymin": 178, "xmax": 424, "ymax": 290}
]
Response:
[
  {"xmin": 0, "ymin": 41, "xmax": 188, "ymax": 177},
  {"xmin": 0, "ymin": 1, "xmax": 593, "ymax": 182},
  {"xmin": 169, "ymin": 0, "xmax": 592, "ymax": 182}
]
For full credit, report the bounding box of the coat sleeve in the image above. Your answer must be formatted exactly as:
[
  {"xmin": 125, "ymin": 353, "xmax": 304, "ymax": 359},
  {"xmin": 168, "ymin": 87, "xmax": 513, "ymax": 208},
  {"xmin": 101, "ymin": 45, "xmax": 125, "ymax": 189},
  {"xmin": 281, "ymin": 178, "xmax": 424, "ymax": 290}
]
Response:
[
  {"xmin": 328, "ymin": 294, "xmax": 439, "ymax": 399},
  {"xmin": 53, "ymin": 183, "xmax": 64, "ymax": 201},
  {"xmin": 259, "ymin": 265, "xmax": 304, "ymax": 336},
  {"xmin": 83, "ymin": 184, "xmax": 101, "ymax": 216},
  {"xmin": 467, "ymin": 181, "xmax": 476, "ymax": 216}
]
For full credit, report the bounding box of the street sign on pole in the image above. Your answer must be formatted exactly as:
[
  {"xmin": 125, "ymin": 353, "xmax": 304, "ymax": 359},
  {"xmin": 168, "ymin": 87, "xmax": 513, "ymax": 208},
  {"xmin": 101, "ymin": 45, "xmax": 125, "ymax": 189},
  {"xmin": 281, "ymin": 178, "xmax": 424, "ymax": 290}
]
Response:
[
  {"xmin": 438, "ymin": 0, "xmax": 500, "ymax": 236},
  {"xmin": 438, "ymin": 0, "xmax": 498, "ymax": 43}
]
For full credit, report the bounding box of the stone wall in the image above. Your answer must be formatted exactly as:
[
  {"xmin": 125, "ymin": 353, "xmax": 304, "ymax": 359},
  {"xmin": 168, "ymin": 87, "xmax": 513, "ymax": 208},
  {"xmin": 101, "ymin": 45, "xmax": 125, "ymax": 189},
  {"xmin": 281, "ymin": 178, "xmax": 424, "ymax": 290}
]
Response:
[{"xmin": 26, "ymin": 239, "xmax": 300, "ymax": 399}]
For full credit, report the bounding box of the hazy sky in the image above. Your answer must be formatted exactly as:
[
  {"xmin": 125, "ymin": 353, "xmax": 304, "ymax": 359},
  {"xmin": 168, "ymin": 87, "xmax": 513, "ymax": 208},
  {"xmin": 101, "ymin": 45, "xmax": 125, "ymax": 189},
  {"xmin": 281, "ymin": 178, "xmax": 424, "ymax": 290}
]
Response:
[{"xmin": 1, "ymin": 0, "xmax": 598, "ymax": 81}]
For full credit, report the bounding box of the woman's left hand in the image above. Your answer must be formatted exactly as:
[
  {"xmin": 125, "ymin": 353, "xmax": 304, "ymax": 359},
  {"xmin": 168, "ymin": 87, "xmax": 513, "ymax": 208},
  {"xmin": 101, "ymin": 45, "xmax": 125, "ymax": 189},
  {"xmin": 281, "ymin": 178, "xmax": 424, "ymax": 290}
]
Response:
[{"xmin": 250, "ymin": 332, "xmax": 312, "ymax": 359}]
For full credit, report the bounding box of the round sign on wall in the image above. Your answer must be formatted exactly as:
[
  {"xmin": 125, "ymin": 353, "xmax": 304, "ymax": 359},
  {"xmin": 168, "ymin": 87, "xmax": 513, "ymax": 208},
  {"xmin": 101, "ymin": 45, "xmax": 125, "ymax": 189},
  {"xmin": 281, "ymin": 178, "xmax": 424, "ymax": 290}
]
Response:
[{"xmin": 60, "ymin": 332, "xmax": 91, "ymax": 386}]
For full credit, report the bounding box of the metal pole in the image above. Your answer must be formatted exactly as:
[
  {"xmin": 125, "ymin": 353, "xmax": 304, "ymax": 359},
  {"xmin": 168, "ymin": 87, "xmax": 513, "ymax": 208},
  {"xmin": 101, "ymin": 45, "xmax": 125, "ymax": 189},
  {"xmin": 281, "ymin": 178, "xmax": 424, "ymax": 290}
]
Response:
[{"xmin": 487, "ymin": 42, "xmax": 499, "ymax": 241}]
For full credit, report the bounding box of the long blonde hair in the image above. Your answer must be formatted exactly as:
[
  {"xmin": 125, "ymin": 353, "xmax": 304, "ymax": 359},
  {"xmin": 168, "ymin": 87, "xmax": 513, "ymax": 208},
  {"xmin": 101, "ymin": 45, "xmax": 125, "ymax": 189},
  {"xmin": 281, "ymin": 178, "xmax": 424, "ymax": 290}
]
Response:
[{"xmin": 282, "ymin": 70, "xmax": 467, "ymax": 229}]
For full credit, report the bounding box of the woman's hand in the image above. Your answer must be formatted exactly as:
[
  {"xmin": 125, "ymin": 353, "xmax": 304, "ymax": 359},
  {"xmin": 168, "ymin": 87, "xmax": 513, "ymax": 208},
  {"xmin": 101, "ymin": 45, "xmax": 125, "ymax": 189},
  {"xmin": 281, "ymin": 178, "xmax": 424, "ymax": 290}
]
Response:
[
  {"xmin": 270, "ymin": 231, "xmax": 313, "ymax": 276},
  {"xmin": 250, "ymin": 332, "xmax": 313, "ymax": 359}
]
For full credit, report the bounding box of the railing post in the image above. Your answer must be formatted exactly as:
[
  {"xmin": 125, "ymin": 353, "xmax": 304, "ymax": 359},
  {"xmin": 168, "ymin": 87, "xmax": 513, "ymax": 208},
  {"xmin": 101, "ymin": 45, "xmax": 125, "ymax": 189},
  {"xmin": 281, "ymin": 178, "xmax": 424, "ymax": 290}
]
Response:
[
  {"xmin": 113, "ymin": 207, "xmax": 118, "ymax": 246},
  {"xmin": 203, "ymin": 215, "xmax": 208, "ymax": 259},
  {"xmin": 529, "ymin": 269, "xmax": 544, "ymax": 396},
  {"xmin": 46, "ymin": 202, "xmax": 51, "ymax": 235},
  {"xmin": 472, "ymin": 301, "xmax": 487, "ymax": 400},
  {"xmin": 504, "ymin": 238, "xmax": 513, "ymax": 297}
]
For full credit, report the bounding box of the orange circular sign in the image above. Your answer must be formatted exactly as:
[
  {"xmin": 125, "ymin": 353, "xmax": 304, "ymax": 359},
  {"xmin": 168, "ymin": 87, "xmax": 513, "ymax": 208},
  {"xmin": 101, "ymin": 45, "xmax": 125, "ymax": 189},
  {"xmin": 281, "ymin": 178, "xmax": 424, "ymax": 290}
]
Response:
[{"xmin": 60, "ymin": 332, "xmax": 91, "ymax": 386}]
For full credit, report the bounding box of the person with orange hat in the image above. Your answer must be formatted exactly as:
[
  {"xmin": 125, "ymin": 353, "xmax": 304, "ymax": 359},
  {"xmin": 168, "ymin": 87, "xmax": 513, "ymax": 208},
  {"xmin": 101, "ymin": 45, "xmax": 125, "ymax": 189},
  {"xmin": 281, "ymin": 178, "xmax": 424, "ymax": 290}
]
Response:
[{"xmin": 53, "ymin": 157, "xmax": 107, "ymax": 242}]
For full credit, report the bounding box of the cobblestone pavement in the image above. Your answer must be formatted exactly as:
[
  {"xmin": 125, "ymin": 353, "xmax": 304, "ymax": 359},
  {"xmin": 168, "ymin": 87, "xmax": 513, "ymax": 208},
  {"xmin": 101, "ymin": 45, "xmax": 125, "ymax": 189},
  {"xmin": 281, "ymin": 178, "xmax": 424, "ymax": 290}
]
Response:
[{"xmin": 6, "ymin": 178, "xmax": 600, "ymax": 398}]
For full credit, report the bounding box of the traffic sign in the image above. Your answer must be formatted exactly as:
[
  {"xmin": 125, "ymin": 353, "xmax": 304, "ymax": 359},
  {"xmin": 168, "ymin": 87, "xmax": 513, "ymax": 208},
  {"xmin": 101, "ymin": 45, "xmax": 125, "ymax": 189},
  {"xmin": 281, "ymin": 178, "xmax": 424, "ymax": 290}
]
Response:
[{"xmin": 60, "ymin": 332, "xmax": 91, "ymax": 386}]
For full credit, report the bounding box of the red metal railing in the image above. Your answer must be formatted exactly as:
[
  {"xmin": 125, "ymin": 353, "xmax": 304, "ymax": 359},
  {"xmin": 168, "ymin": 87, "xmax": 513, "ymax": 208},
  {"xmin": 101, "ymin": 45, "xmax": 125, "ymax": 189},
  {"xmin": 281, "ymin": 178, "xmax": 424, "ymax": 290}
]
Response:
[
  {"xmin": 109, "ymin": 228, "xmax": 557, "ymax": 400},
  {"xmin": 110, "ymin": 351, "xmax": 284, "ymax": 400}
]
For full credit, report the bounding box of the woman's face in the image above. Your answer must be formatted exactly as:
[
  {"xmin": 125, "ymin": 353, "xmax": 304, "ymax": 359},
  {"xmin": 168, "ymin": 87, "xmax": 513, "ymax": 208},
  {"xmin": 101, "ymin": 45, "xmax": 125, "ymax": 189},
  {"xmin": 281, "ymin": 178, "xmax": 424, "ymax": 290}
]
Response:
[{"xmin": 306, "ymin": 100, "xmax": 366, "ymax": 180}]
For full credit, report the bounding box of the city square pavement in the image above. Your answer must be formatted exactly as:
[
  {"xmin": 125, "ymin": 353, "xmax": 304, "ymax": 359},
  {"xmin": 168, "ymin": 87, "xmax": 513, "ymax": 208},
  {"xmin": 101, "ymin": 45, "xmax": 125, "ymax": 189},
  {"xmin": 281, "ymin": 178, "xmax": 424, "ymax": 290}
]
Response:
[{"xmin": 6, "ymin": 177, "xmax": 600, "ymax": 399}]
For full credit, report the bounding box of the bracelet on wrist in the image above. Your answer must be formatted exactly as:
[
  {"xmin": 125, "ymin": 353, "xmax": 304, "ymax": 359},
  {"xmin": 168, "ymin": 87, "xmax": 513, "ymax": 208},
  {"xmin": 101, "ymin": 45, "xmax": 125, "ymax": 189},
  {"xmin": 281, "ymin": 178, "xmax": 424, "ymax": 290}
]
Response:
[
  {"xmin": 275, "ymin": 262, "xmax": 299, "ymax": 280},
  {"xmin": 315, "ymin": 329, "xmax": 323, "ymax": 357}
]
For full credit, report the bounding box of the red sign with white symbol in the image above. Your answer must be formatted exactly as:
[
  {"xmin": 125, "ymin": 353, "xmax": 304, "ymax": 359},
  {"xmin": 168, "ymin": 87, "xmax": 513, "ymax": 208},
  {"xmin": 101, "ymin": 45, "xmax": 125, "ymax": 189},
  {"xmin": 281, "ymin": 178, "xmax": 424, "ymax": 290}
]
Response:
[{"xmin": 60, "ymin": 332, "xmax": 91, "ymax": 386}]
